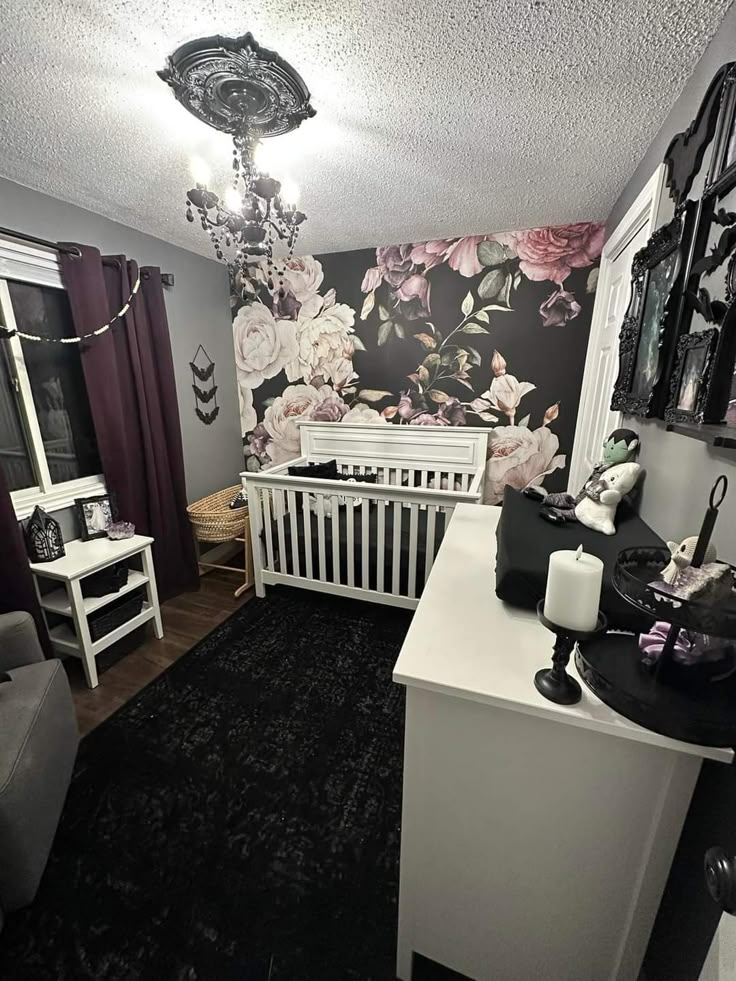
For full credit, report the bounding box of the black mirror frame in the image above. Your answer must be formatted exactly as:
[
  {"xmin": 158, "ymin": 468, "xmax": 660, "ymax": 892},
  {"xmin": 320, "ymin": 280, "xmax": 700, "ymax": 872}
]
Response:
[{"xmin": 611, "ymin": 200, "xmax": 698, "ymax": 419}]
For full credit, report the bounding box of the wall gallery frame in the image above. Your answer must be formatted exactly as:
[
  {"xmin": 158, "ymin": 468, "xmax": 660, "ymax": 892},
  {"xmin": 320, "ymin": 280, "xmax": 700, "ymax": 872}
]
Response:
[
  {"xmin": 611, "ymin": 201, "xmax": 697, "ymax": 418},
  {"xmin": 706, "ymin": 66, "xmax": 736, "ymax": 200},
  {"xmin": 75, "ymin": 493, "xmax": 119, "ymax": 541},
  {"xmin": 664, "ymin": 328, "xmax": 719, "ymax": 425}
]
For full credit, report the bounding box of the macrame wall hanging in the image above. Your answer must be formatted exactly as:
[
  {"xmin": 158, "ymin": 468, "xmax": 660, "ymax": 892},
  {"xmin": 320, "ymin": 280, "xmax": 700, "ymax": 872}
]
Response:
[{"xmin": 190, "ymin": 344, "xmax": 219, "ymax": 425}]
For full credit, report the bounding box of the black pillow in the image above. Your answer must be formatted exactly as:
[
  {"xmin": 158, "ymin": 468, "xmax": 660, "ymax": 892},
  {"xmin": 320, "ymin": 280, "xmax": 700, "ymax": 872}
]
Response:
[
  {"xmin": 288, "ymin": 459, "xmax": 339, "ymax": 479},
  {"xmin": 495, "ymin": 486, "xmax": 665, "ymax": 633}
]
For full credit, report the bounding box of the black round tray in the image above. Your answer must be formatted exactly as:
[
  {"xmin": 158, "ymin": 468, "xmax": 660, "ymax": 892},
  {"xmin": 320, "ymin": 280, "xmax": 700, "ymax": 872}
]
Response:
[
  {"xmin": 613, "ymin": 546, "xmax": 736, "ymax": 639},
  {"xmin": 576, "ymin": 633, "xmax": 736, "ymax": 747}
]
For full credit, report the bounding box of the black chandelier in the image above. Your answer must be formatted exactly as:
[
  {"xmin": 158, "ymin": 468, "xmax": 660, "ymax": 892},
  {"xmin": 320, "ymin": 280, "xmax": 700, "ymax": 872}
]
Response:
[{"xmin": 159, "ymin": 33, "xmax": 315, "ymax": 293}]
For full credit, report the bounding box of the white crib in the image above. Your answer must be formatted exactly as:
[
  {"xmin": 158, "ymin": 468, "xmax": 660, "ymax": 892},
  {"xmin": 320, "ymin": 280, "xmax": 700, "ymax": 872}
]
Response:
[{"xmin": 242, "ymin": 422, "xmax": 488, "ymax": 609}]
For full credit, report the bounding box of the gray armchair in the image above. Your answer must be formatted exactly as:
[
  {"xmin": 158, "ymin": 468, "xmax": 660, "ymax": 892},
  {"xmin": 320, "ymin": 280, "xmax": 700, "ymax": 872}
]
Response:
[{"xmin": 0, "ymin": 611, "xmax": 78, "ymax": 928}]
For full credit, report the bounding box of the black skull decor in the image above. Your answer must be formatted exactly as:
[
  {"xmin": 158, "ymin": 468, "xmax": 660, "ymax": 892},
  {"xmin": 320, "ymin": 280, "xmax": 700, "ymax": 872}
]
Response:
[
  {"xmin": 190, "ymin": 344, "xmax": 220, "ymax": 425},
  {"xmin": 25, "ymin": 506, "xmax": 65, "ymax": 562}
]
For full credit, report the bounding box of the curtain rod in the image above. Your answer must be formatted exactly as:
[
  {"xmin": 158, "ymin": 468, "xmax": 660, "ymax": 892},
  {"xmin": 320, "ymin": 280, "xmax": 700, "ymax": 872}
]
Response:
[{"xmin": 0, "ymin": 226, "xmax": 175, "ymax": 287}]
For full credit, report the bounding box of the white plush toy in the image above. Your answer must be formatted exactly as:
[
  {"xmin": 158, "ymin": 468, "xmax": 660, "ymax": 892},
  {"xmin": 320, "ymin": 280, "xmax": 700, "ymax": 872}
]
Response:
[{"xmin": 574, "ymin": 461, "xmax": 642, "ymax": 536}]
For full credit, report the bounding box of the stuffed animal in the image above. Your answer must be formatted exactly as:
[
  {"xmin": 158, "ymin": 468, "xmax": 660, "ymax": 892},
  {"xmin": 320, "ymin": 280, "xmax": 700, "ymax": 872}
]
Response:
[
  {"xmin": 574, "ymin": 461, "xmax": 642, "ymax": 535},
  {"xmin": 524, "ymin": 428, "xmax": 640, "ymax": 526},
  {"xmin": 660, "ymin": 536, "xmax": 717, "ymax": 585}
]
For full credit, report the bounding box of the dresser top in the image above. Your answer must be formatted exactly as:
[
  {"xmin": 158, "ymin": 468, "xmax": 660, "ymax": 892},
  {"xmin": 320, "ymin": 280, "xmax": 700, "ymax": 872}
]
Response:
[
  {"xmin": 392, "ymin": 504, "xmax": 732, "ymax": 764},
  {"xmin": 28, "ymin": 534, "xmax": 153, "ymax": 581}
]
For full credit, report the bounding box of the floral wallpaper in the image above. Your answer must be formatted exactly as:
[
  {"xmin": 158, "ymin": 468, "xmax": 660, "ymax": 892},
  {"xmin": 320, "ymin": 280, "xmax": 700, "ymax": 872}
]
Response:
[{"xmin": 231, "ymin": 223, "xmax": 604, "ymax": 503}]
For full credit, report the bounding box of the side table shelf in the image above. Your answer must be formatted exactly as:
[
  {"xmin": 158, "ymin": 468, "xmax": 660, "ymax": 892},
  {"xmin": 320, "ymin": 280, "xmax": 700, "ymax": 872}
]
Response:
[{"xmin": 29, "ymin": 535, "xmax": 164, "ymax": 689}]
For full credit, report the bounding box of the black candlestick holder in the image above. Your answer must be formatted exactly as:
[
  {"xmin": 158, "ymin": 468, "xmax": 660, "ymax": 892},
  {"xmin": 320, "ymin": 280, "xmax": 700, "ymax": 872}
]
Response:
[{"xmin": 535, "ymin": 600, "xmax": 608, "ymax": 705}]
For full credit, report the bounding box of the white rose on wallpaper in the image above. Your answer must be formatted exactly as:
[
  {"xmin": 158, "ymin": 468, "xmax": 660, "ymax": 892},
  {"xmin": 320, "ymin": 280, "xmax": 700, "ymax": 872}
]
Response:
[
  {"xmin": 238, "ymin": 385, "xmax": 257, "ymax": 434},
  {"xmin": 285, "ymin": 303, "xmax": 357, "ymax": 388},
  {"xmin": 484, "ymin": 425, "xmax": 566, "ymax": 505},
  {"xmin": 263, "ymin": 383, "xmax": 334, "ymax": 465},
  {"xmin": 233, "ymin": 302, "xmax": 299, "ymax": 389},
  {"xmin": 342, "ymin": 404, "xmax": 387, "ymax": 424},
  {"xmin": 281, "ymin": 256, "xmax": 325, "ymax": 319}
]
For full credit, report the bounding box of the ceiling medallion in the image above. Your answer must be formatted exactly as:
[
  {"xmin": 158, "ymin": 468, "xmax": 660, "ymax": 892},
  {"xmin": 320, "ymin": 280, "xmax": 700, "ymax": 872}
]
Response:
[{"xmin": 159, "ymin": 33, "xmax": 316, "ymax": 295}]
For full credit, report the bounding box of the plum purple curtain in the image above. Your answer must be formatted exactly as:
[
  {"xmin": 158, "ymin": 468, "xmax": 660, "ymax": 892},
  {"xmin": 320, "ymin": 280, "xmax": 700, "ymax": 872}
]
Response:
[
  {"xmin": 59, "ymin": 244, "xmax": 198, "ymax": 600},
  {"xmin": 0, "ymin": 469, "xmax": 51, "ymax": 654}
]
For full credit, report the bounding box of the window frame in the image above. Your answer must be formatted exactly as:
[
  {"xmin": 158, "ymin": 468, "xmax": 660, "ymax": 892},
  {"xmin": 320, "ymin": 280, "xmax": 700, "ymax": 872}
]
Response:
[{"xmin": 0, "ymin": 235, "xmax": 106, "ymax": 519}]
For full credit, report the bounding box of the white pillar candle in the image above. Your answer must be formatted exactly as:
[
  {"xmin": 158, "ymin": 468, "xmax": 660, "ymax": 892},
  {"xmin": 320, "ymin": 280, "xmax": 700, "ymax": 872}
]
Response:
[{"xmin": 544, "ymin": 545, "xmax": 604, "ymax": 632}]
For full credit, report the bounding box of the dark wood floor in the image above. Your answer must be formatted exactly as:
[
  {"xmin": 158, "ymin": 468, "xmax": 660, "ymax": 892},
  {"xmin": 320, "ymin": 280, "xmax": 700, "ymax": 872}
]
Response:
[{"xmin": 66, "ymin": 570, "xmax": 253, "ymax": 736}]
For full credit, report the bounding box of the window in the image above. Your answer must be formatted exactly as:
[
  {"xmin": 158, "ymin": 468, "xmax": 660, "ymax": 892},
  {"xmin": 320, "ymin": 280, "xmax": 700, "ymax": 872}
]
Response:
[{"xmin": 0, "ymin": 236, "xmax": 105, "ymax": 518}]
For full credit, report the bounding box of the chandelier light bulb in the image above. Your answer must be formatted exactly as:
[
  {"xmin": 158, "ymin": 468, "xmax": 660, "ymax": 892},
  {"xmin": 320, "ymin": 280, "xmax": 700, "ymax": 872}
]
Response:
[
  {"xmin": 280, "ymin": 180, "xmax": 299, "ymax": 208},
  {"xmin": 224, "ymin": 187, "xmax": 242, "ymax": 211},
  {"xmin": 189, "ymin": 155, "xmax": 211, "ymax": 185}
]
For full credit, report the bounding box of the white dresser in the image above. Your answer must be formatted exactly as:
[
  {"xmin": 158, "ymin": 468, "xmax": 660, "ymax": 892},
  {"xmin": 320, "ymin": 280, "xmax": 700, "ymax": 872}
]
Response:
[{"xmin": 393, "ymin": 503, "xmax": 732, "ymax": 981}]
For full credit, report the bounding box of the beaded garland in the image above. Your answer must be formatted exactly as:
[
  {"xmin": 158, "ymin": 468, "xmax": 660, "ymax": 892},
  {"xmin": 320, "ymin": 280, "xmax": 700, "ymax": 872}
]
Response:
[{"xmin": 0, "ymin": 274, "xmax": 141, "ymax": 344}]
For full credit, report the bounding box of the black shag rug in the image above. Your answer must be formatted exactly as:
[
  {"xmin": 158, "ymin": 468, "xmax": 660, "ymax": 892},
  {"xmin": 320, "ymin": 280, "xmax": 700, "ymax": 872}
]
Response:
[{"xmin": 0, "ymin": 588, "xmax": 412, "ymax": 981}]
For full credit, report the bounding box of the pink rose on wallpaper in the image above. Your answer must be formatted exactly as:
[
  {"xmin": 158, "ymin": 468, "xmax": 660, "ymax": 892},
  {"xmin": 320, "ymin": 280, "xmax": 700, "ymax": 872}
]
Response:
[
  {"xmin": 539, "ymin": 288, "xmax": 582, "ymax": 327},
  {"xmin": 494, "ymin": 222, "xmax": 604, "ymax": 284},
  {"xmin": 376, "ymin": 244, "xmax": 415, "ymax": 288},
  {"xmin": 310, "ymin": 392, "xmax": 349, "ymax": 422},
  {"xmin": 395, "ymin": 273, "xmax": 431, "ymax": 320},
  {"xmin": 485, "ymin": 426, "xmax": 566, "ymax": 505},
  {"xmin": 410, "ymin": 240, "xmax": 454, "ymax": 270},
  {"xmin": 443, "ymin": 236, "xmax": 489, "ymax": 278}
]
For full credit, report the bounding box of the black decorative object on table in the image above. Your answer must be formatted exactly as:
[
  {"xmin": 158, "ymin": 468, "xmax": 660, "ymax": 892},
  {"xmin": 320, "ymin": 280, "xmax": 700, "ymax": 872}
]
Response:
[
  {"xmin": 535, "ymin": 600, "xmax": 607, "ymax": 705},
  {"xmin": 190, "ymin": 344, "xmax": 220, "ymax": 425},
  {"xmin": 25, "ymin": 505, "xmax": 65, "ymax": 562}
]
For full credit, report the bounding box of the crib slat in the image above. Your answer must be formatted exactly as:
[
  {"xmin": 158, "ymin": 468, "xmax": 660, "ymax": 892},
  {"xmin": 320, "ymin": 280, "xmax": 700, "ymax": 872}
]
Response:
[
  {"xmin": 392, "ymin": 501, "xmax": 402, "ymax": 595},
  {"xmin": 377, "ymin": 498, "xmax": 386, "ymax": 592},
  {"xmin": 263, "ymin": 490, "xmax": 274, "ymax": 571},
  {"xmin": 420, "ymin": 470, "xmax": 428, "ymax": 489},
  {"xmin": 447, "ymin": 471, "xmax": 457, "ymax": 492},
  {"xmin": 317, "ymin": 494, "xmax": 327, "ymax": 582},
  {"xmin": 275, "ymin": 489, "xmax": 287, "ymax": 573},
  {"xmin": 331, "ymin": 494, "xmax": 341, "ymax": 584},
  {"xmin": 346, "ymin": 499, "xmax": 355, "ymax": 587},
  {"xmin": 302, "ymin": 492, "xmax": 313, "ymax": 579},
  {"xmin": 460, "ymin": 472, "xmax": 469, "ymax": 492},
  {"xmin": 361, "ymin": 498, "xmax": 369, "ymax": 589},
  {"xmin": 424, "ymin": 505, "xmax": 437, "ymax": 583},
  {"xmin": 287, "ymin": 490, "xmax": 300, "ymax": 577},
  {"xmin": 408, "ymin": 503, "xmax": 419, "ymax": 598}
]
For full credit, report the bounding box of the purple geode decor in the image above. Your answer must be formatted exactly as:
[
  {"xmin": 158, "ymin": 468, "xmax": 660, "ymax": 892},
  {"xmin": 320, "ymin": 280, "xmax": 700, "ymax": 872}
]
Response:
[
  {"xmin": 107, "ymin": 521, "xmax": 135, "ymax": 541},
  {"xmin": 638, "ymin": 622, "xmax": 731, "ymax": 668}
]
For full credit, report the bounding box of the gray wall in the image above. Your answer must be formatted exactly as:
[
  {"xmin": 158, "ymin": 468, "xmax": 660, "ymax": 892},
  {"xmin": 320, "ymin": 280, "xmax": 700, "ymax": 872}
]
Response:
[
  {"xmin": 605, "ymin": 5, "xmax": 736, "ymax": 559},
  {"xmin": 0, "ymin": 177, "xmax": 242, "ymax": 535}
]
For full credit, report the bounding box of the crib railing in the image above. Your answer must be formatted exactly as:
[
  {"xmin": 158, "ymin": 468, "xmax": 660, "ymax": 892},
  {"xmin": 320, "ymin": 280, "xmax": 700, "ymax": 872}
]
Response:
[{"xmin": 244, "ymin": 464, "xmax": 484, "ymax": 609}]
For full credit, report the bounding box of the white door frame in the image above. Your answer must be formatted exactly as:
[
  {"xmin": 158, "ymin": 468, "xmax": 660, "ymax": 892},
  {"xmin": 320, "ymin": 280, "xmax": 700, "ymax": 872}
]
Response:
[{"xmin": 568, "ymin": 164, "xmax": 666, "ymax": 493}]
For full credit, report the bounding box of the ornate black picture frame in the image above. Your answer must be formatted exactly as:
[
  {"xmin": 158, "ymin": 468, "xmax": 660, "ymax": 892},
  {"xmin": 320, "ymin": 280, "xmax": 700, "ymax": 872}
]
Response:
[
  {"xmin": 665, "ymin": 62, "xmax": 735, "ymax": 206},
  {"xmin": 706, "ymin": 65, "xmax": 736, "ymax": 200},
  {"xmin": 665, "ymin": 329, "xmax": 719, "ymax": 425},
  {"xmin": 612, "ymin": 200, "xmax": 697, "ymax": 418},
  {"xmin": 75, "ymin": 493, "xmax": 119, "ymax": 541}
]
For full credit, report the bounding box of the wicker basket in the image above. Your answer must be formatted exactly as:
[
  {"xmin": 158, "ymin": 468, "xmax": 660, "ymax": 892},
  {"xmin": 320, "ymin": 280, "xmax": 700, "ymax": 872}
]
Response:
[{"xmin": 187, "ymin": 485, "xmax": 246, "ymax": 543}]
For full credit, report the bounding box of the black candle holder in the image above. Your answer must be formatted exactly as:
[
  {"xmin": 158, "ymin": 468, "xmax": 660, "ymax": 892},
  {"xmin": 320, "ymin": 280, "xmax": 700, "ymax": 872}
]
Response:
[{"xmin": 535, "ymin": 600, "xmax": 608, "ymax": 705}]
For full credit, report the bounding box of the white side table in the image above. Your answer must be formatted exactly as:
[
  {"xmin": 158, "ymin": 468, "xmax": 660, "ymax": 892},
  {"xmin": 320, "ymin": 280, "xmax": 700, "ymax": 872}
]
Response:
[{"xmin": 29, "ymin": 535, "xmax": 164, "ymax": 689}]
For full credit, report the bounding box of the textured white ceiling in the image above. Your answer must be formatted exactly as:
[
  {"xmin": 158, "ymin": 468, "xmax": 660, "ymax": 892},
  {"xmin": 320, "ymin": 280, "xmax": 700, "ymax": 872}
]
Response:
[{"xmin": 0, "ymin": 0, "xmax": 731, "ymax": 257}]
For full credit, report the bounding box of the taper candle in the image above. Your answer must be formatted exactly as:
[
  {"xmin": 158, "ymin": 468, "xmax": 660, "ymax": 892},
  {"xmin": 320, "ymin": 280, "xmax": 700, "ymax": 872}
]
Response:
[{"xmin": 544, "ymin": 545, "xmax": 603, "ymax": 633}]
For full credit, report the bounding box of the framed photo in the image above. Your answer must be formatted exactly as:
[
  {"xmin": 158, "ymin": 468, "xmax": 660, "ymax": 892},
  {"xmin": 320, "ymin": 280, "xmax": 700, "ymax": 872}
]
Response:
[
  {"xmin": 611, "ymin": 201, "xmax": 697, "ymax": 418},
  {"xmin": 706, "ymin": 65, "xmax": 736, "ymax": 199},
  {"xmin": 75, "ymin": 493, "xmax": 119, "ymax": 541},
  {"xmin": 665, "ymin": 329, "xmax": 718, "ymax": 424},
  {"xmin": 701, "ymin": 254, "xmax": 736, "ymax": 424}
]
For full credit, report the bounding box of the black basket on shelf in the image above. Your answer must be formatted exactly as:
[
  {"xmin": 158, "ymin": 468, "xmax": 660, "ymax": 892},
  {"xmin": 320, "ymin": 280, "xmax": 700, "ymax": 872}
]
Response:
[
  {"xmin": 81, "ymin": 562, "xmax": 129, "ymax": 599},
  {"xmin": 87, "ymin": 589, "xmax": 144, "ymax": 642}
]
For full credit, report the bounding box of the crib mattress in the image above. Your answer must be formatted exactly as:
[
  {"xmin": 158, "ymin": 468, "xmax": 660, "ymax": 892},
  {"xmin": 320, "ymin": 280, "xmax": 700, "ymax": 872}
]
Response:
[{"xmin": 261, "ymin": 501, "xmax": 448, "ymax": 595}]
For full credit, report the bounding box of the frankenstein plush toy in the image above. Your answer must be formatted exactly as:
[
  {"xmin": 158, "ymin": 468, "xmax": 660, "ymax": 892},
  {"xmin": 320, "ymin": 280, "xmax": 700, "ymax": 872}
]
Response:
[{"xmin": 524, "ymin": 428, "xmax": 641, "ymax": 529}]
